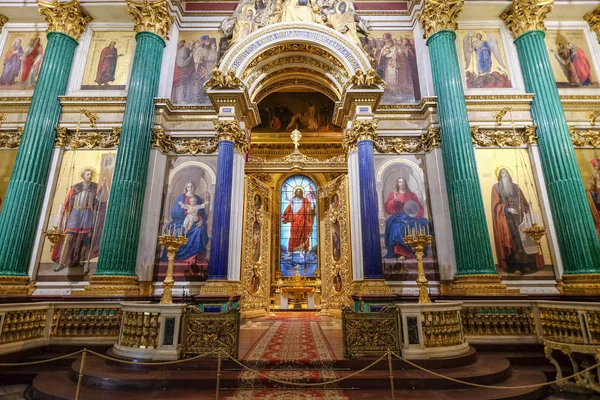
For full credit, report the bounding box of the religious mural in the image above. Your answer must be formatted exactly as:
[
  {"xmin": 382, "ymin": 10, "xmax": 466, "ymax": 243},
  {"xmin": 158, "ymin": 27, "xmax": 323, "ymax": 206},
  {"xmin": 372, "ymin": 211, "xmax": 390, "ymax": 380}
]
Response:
[
  {"xmin": 360, "ymin": 31, "xmax": 421, "ymax": 103},
  {"xmin": 545, "ymin": 29, "xmax": 599, "ymax": 88},
  {"xmin": 170, "ymin": 31, "xmax": 226, "ymax": 105},
  {"xmin": 0, "ymin": 31, "xmax": 47, "ymax": 90},
  {"xmin": 37, "ymin": 150, "xmax": 115, "ymax": 282},
  {"xmin": 475, "ymin": 149, "xmax": 555, "ymax": 280},
  {"xmin": 280, "ymin": 174, "xmax": 318, "ymax": 278},
  {"xmin": 374, "ymin": 155, "xmax": 438, "ymax": 281},
  {"xmin": 575, "ymin": 149, "xmax": 600, "ymax": 240},
  {"xmin": 255, "ymin": 92, "xmax": 339, "ymax": 133},
  {"xmin": 456, "ymin": 29, "xmax": 512, "ymax": 89},
  {"xmin": 0, "ymin": 150, "xmax": 17, "ymax": 213},
  {"xmin": 154, "ymin": 157, "xmax": 217, "ymax": 281},
  {"xmin": 81, "ymin": 31, "xmax": 136, "ymax": 91}
]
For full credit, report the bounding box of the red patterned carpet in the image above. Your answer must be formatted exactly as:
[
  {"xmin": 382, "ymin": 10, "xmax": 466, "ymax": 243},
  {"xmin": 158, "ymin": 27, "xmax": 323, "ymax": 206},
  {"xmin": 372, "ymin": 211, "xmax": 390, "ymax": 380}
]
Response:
[{"xmin": 225, "ymin": 314, "xmax": 348, "ymax": 399}]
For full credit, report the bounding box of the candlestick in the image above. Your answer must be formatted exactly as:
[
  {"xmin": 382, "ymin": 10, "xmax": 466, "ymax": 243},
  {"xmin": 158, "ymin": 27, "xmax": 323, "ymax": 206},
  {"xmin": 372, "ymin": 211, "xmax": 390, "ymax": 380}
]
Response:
[
  {"xmin": 158, "ymin": 232, "xmax": 189, "ymax": 304},
  {"xmin": 404, "ymin": 231, "xmax": 433, "ymax": 304},
  {"xmin": 43, "ymin": 226, "xmax": 66, "ymax": 253}
]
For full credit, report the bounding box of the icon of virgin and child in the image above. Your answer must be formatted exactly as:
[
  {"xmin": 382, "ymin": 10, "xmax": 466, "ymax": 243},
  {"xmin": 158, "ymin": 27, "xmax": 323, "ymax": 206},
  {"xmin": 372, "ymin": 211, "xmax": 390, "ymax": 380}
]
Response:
[{"xmin": 160, "ymin": 181, "xmax": 210, "ymax": 263}]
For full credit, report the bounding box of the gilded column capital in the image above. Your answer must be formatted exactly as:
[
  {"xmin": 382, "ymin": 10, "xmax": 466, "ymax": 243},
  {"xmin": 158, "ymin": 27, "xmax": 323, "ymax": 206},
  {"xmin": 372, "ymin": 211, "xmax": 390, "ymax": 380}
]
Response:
[
  {"xmin": 38, "ymin": 0, "xmax": 92, "ymax": 41},
  {"xmin": 417, "ymin": 0, "xmax": 464, "ymax": 39},
  {"xmin": 500, "ymin": 0, "xmax": 554, "ymax": 39},
  {"xmin": 0, "ymin": 15, "xmax": 8, "ymax": 32},
  {"xmin": 126, "ymin": 0, "xmax": 174, "ymax": 41},
  {"xmin": 584, "ymin": 5, "xmax": 600, "ymax": 40},
  {"xmin": 214, "ymin": 120, "xmax": 249, "ymax": 154},
  {"xmin": 343, "ymin": 119, "xmax": 378, "ymax": 153}
]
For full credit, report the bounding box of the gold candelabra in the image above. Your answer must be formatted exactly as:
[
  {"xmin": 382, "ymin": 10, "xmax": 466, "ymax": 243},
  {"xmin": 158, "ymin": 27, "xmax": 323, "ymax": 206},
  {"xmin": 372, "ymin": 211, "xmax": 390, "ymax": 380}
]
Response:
[
  {"xmin": 404, "ymin": 226, "xmax": 432, "ymax": 304},
  {"xmin": 523, "ymin": 223, "xmax": 547, "ymax": 255},
  {"xmin": 43, "ymin": 226, "xmax": 66, "ymax": 253},
  {"xmin": 158, "ymin": 230, "xmax": 188, "ymax": 304}
]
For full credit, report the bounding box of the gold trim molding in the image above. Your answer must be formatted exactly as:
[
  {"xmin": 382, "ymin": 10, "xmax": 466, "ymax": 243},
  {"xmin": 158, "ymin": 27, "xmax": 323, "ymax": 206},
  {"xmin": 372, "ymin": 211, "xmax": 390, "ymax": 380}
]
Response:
[
  {"xmin": 374, "ymin": 126, "xmax": 440, "ymax": 154},
  {"xmin": 38, "ymin": 0, "xmax": 92, "ymax": 41},
  {"xmin": 246, "ymin": 149, "xmax": 346, "ymax": 171},
  {"xmin": 0, "ymin": 15, "xmax": 7, "ymax": 31},
  {"xmin": 199, "ymin": 280, "xmax": 241, "ymax": 296},
  {"xmin": 570, "ymin": 127, "xmax": 600, "ymax": 147},
  {"xmin": 0, "ymin": 276, "xmax": 34, "ymax": 296},
  {"xmin": 451, "ymin": 274, "xmax": 519, "ymax": 295},
  {"xmin": 55, "ymin": 127, "xmax": 121, "ymax": 149},
  {"xmin": 561, "ymin": 274, "xmax": 600, "ymax": 295},
  {"xmin": 417, "ymin": 0, "xmax": 464, "ymax": 39},
  {"xmin": 471, "ymin": 125, "xmax": 537, "ymax": 147},
  {"xmin": 151, "ymin": 128, "xmax": 219, "ymax": 154},
  {"xmin": 584, "ymin": 5, "xmax": 600, "ymax": 40},
  {"xmin": 500, "ymin": 0, "xmax": 554, "ymax": 39},
  {"xmin": 126, "ymin": 0, "xmax": 174, "ymax": 41},
  {"xmin": 355, "ymin": 279, "xmax": 391, "ymax": 296},
  {"xmin": 81, "ymin": 275, "xmax": 140, "ymax": 296}
]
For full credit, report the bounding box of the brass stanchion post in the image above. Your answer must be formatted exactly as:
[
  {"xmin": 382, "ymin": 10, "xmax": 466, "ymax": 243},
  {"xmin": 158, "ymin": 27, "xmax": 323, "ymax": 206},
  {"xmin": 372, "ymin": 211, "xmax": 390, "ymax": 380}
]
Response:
[
  {"xmin": 387, "ymin": 349, "xmax": 395, "ymax": 400},
  {"xmin": 75, "ymin": 349, "xmax": 87, "ymax": 400},
  {"xmin": 215, "ymin": 350, "xmax": 222, "ymax": 400}
]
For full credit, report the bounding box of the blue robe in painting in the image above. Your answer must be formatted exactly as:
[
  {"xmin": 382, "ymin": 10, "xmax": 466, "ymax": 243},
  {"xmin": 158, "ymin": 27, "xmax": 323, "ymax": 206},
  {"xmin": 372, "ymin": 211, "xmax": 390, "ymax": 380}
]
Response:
[
  {"xmin": 161, "ymin": 193, "xmax": 209, "ymax": 261},
  {"xmin": 475, "ymin": 41, "xmax": 492, "ymax": 74},
  {"xmin": 384, "ymin": 212, "xmax": 431, "ymax": 258}
]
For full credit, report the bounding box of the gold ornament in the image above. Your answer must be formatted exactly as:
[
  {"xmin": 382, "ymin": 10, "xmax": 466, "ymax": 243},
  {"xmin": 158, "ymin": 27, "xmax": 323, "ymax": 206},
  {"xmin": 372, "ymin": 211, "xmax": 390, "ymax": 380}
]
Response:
[
  {"xmin": 342, "ymin": 119, "xmax": 378, "ymax": 153},
  {"xmin": 404, "ymin": 229, "xmax": 433, "ymax": 304},
  {"xmin": 214, "ymin": 120, "xmax": 249, "ymax": 154},
  {"xmin": 471, "ymin": 125, "xmax": 538, "ymax": 147},
  {"xmin": 0, "ymin": 127, "xmax": 23, "ymax": 149},
  {"xmin": 451, "ymin": 274, "xmax": 519, "ymax": 295},
  {"xmin": 584, "ymin": 5, "xmax": 600, "ymax": 41},
  {"xmin": 0, "ymin": 15, "xmax": 7, "ymax": 32},
  {"xmin": 81, "ymin": 275, "xmax": 140, "ymax": 296},
  {"xmin": 561, "ymin": 274, "xmax": 600, "ymax": 295},
  {"xmin": 151, "ymin": 127, "xmax": 172, "ymax": 153},
  {"xmin": 346, "ymin": 68, "xmax": 385, "ymax": 88},
  {"xmin": 205, "ymin": 68, "xmax": 245, "ymax": 89},
  {"xmin": 54, "ymin": 126, "xmax": 120, "ymax": 149},
  {"xmin": 38, "ymin": 0, "xmax": 92, "ymax": 41},
  {"xmin": 181, "ymin": 307, "xmax": 240, "ymax": 359},
  {"xmin": 586, "ymin": 110, "xmax": 600, "ymax": 126},
  {"xmin": 158, "ymin": 233, "xmax": 188, "ymax": 304},
  {"xmin": 417, "ymin": 0, "xmax": 464, "ymax": 39},
  {"xmin": 500, "ymin": 0, "xmax": 554, "ymax": 39},
  {"xmin": 569, "ymin": 127, "xmax": 600, "ymax": 148},
  {"xmin": 126, "ymin": 0, "xmax": 174, "ymax": 41},
  {"xmin": 43, "ymin": 226, "xmax": 66, "ymax": 253},
  {"xmin": 523, "ymin": 223, "xmax": 547, "ymax": 255},
  {"xmin": 172, "ymin": 137, "xmax": 218, "ymax": 155}
]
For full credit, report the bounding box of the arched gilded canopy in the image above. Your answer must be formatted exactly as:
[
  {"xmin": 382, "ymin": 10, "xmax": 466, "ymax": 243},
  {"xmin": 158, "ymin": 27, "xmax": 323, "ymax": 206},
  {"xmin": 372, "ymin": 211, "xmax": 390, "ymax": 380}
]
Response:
[{"xmin": 210, "ymin": 22, "xmax": 382, "ymax": 127}]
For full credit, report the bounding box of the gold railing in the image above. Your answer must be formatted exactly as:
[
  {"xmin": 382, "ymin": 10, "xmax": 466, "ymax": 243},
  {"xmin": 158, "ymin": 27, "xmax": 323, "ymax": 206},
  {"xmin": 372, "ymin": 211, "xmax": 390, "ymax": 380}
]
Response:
[
  {"xmin": 461, "ymin": 306, "xmax": 536, "ymax": 336},
  {"xmin": 118, "ymin": 311, "xmax": 160, "ymax": 349},
  {"xmin": 422, "ymin": 310, "xmax": 464, "ymax": 347},
  {"xmin": 51, "ymin": 307, "xmax": 121, "ymax": 337},
  {"xmin": 181, "ymin": 306, "xmax": 240, "ymax": 359},
  {"xmin": 0, "ymin": 309, "xmax": 46, "ymax": 344},
  {"xmin": 539, "ymin": 307, "xmax": 585, "ymax": 344},
  {"xmin": 544, "ymin": 339, "xmax": 600, "ymax": 393},
  {"xmin": 342, "ymin": 306, "xmax": 401, "ymax": 358}
]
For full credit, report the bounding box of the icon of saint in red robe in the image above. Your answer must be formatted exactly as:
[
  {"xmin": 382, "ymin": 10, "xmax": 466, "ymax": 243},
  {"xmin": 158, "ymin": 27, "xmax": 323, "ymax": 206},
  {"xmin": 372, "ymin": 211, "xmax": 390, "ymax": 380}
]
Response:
[
  {"xmin": 282, "ymin": 187, "xmax": 316, "ymax": 254},
  {"xmin": 95, "ymin": 41, "xmax": 122, "ymax": 86}
]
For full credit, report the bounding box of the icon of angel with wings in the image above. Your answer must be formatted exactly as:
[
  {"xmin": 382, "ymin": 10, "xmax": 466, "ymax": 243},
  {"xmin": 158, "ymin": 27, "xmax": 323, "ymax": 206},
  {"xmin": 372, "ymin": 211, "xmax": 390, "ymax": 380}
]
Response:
[{"xmin": 463, "ymin": 31, "xmax": 507, "ymax": 75}]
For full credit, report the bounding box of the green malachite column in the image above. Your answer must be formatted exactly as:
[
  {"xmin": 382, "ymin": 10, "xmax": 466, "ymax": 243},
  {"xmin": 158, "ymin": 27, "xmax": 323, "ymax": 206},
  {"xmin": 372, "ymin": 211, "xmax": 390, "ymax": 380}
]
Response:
[
  {"xmin": 502, "ymin": 1, "xmax": 600, "ymax": 293},
  {"xmin": 419, "ymin": 0, "xmax": 511, "ymax": 294},
  {"xmin": 0, "ymin": 2, "xmax": 90, "ymax": 295},
  {"xmin": 88, "ymin": 1, "xmax": 173, "ymax": 294}
]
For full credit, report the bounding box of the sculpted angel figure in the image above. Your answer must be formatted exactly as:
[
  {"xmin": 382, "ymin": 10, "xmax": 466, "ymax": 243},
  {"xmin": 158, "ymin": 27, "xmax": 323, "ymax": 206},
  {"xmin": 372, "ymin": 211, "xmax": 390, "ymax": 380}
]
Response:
[
  {"xmin": 463, "ymin": 32, "xmax": 507, "ymax": 75},
  {"xmin": 221, "ymin": 0, "xmax": 274, "ymax": 45},
  {"xmin": 326, "ymin": 0, "xmax": 370, "ymax": 46}
]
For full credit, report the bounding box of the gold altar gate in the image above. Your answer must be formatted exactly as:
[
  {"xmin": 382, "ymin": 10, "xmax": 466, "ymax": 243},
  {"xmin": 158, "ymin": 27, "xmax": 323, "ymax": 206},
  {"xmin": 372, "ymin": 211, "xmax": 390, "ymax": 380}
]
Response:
[{"xmin": 240, "ymin": 146, "xmax": 353, "ymax": 317}]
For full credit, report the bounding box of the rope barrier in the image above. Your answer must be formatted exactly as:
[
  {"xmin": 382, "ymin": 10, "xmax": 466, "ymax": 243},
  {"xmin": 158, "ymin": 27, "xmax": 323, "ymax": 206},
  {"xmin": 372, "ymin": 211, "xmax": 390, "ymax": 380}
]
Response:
[{"xmin": 3, "ymin": 346, "xmax": 600, "ymax": 395}]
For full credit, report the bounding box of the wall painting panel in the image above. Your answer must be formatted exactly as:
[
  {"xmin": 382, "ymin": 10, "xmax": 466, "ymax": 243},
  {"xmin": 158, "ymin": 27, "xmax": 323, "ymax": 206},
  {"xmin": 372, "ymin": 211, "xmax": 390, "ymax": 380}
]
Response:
[
  {"xmin": 80, "ymin": 31, "xmax": 136, "ymax": 90},
  {"xmin": 37, "ymin": 150, "xmax": 116, "ymax": 282},
  {"xmin": 545, "ymin": 29, "xmax": 598, "ymax": 88},
  {"xmin": 0, "ymin": 31, "xmax": 47, "ymax": 90},
  {"xmin": 171, "ymin": 31, "xmax": 226, "ymax": 105},
  {"xmin": 360, "ymin": 31, "xmax": 421, "ymax": 104},
  {"xmin": 154, "ymin": 156, "xmax": 217, "ymax": 281},
  {"xmin": 475, "ymin": 148, "xmax": 555, "ymax": 280},
  {"xmin": 374, "ymin": 154, "xmax": 439, "ymax": 281},
  {"xmin": 456, "ymin": 29, "xmax": 512, "ymax": 89},
  {"xmin": 575, "ymin": 149, "xmax": 600, "ymax": 239}
]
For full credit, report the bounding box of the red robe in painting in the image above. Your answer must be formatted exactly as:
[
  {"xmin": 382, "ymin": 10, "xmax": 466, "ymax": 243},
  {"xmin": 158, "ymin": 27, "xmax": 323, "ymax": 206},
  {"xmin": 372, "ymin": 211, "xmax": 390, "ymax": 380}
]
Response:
[
  {"xmin": 282, "ymin": 197, "xmax": 316, "ymax": 253},
  {"xmin": 20, "ymin": 42, "xmax": 43, "ymax": 84},
  {"xmin": 571, "ymin": 46, "xmax": 593, "ymax": 86},
  {"xmin": 95, "ymin": 45, "xmax": 118, "ymax": 85},
  {"xmin": 491, "ymin": 183, "xmax": 544, "ymax": 271}
]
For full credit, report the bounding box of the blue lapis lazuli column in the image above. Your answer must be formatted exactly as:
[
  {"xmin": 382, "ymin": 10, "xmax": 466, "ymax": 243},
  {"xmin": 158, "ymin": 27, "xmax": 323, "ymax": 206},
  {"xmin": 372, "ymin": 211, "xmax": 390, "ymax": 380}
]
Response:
[
  {"xmin": 208, "ymin": 140, "xmax": 235, "ymax": 280},
  {"xmin": 358, "ymin": 139, "xmax": 383, "ymax": 279}
]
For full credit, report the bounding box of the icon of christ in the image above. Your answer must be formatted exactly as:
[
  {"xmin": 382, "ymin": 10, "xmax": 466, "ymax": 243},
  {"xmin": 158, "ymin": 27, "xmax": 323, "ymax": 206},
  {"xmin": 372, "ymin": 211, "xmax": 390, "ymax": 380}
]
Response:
[{"xmin": 281, "ymin": 187, "xmax": 316, "ymax": 256}]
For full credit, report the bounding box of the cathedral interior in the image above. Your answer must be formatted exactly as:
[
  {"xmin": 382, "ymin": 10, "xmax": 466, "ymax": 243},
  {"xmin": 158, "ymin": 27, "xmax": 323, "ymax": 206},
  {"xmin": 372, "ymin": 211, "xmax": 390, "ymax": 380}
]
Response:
[{"xmin": 0, "ymin": 0, "xmax": 599, "ymax": 398}]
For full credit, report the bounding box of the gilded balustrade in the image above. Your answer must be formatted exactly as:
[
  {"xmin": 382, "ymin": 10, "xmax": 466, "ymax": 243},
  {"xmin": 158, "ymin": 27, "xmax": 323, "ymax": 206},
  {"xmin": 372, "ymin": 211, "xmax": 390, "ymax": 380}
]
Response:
[
  {"xmin": 539, "ymin": 307, "xmax": 585, "ymax": 344},
  {"xmin": 181, "ymin": 306, "xmax": 240, "ymax": 359},
  {"xmin": 0, "ymin": 309, "xmax": 46, "ymax": 344},
  {"xmin": 51, "ymin": 307, "xmax": 121, "ymax": 337},
  {"xmin": 586, "ymin": 311, "xmax": 600, "ymax": 343},
  {"xmin": 461, "ymin": 306, "xmax": 535, "ymax": 337},
  {"xmin": 342, "ymin": 306, "xmax": 401, "ymax": 358},
  {"xmin": 118, "ymin": 311, "xmax": 160, "ymax": 349},
  {"xmin": 422, "ymin": 310, "xmax": 464, "ymax": 348}
]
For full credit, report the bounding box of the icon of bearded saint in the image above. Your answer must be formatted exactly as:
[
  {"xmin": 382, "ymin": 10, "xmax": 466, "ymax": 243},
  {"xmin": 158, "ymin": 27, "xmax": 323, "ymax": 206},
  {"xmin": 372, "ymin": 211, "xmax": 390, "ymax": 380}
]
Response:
[{"xmin": 282, "ymin": 187, "xmax": 316, "ymax": 254}]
